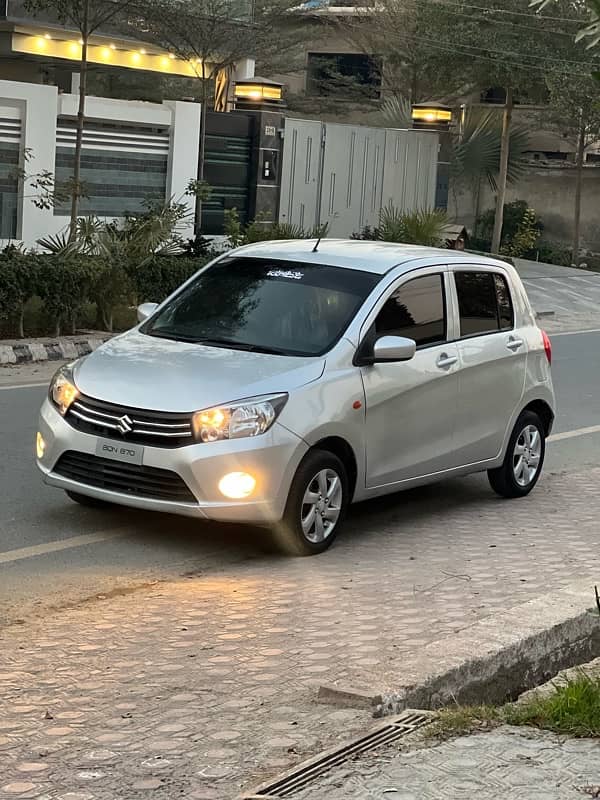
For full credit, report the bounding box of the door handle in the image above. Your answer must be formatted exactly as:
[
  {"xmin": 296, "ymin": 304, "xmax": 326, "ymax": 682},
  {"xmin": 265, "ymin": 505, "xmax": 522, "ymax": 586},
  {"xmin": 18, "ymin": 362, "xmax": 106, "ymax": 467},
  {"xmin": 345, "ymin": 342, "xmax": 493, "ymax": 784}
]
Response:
[
  {"xmin": 436, "ymin": 353, "xmax": 458, "ymax": 369},
  {"xmin": 507, "ymin": 337, "xmax": 524, "ymax": 352}
]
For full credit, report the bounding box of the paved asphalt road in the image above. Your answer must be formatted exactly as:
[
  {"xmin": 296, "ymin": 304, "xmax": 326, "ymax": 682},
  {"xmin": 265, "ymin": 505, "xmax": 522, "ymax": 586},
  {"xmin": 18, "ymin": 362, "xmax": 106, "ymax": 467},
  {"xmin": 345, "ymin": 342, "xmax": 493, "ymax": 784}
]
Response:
[{"xmin": 1, "ymin": 330, "xmax": 599, "ymax": 625}]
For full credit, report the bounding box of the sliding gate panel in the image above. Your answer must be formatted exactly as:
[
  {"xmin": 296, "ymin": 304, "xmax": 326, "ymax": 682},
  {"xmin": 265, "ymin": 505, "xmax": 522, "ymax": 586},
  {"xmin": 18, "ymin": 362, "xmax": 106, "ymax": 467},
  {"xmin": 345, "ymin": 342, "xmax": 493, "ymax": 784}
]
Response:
[
  {"xmin": 319, "ymin": 123, "xmax": 386, "ymax": 238},
  {"xmin": 278, "ymin": 118, "xmax": 322, "ymax": 231},
  {"xmin": 382, "ymin": 130, "xmax": 439, "ymax": 212}
]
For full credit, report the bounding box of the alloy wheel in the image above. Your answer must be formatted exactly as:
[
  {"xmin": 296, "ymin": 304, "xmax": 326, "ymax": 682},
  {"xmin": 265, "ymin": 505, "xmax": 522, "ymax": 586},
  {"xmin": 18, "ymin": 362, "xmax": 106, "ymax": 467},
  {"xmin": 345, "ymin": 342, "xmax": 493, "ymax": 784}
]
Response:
[
  {"xmin": 300, "ymin": 468, "xmax": 343, "ymax": 543},
  {"xmin": 513, "ymin": 424, "xmax": 542, "ymax": 487}
]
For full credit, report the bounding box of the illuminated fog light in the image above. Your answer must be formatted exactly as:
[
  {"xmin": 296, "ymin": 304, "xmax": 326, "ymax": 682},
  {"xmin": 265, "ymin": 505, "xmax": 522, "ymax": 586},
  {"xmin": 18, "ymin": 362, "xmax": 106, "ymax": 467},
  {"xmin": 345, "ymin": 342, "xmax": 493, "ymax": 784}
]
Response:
[
  {"xmin": 36, "ymin": 431, "xmax": 46, "ymax": 459},
  {"xmin": 218, "ymin": 472, "xmax": 256, "ymax": 500}
]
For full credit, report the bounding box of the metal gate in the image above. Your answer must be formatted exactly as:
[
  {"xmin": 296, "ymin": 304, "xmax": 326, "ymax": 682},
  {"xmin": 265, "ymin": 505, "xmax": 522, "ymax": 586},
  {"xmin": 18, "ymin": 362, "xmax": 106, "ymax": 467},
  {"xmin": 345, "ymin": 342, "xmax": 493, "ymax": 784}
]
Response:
[
  {"xmin": 279, "ymin": 118, "xmax": 439, "ymax": 238},
  {"xmin": 382, "ymin": 129, "xmax": 439, "ymax": 211},
  {"xmin": 202, "ymin": 111, "xmax": 253, "ymax": 235},
  {"xmin": 278, "ymin": 119, "xmax": 322, "ymax": 232},
  {"xmin": 320, "ymin": 123, "xmax": 386, "ymax": 237}
]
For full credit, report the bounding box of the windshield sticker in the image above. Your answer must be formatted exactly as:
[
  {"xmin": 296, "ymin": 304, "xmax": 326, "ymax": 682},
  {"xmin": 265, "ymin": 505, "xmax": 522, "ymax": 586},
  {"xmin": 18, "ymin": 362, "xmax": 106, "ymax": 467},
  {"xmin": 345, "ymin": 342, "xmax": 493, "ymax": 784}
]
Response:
[{"xmin": 267, "ymin": 269, "xmax": 304, "ymax": 280}]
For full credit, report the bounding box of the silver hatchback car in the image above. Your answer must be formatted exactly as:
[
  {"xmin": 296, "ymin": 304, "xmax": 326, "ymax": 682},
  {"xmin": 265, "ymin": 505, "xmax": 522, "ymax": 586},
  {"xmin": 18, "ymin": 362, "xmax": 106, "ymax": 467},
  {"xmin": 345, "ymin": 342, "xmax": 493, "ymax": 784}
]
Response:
[{"xmin": 36, "ymin": 240, "xmax": 555, "ymax": 555}]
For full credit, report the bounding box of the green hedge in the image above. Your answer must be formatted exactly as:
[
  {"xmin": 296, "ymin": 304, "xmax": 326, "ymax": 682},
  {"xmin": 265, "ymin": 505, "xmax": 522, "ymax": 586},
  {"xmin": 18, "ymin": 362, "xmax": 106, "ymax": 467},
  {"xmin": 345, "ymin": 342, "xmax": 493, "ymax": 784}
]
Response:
[{"xmin": 0, "ymin": 253, "xmax": 208, "ymax": 339}]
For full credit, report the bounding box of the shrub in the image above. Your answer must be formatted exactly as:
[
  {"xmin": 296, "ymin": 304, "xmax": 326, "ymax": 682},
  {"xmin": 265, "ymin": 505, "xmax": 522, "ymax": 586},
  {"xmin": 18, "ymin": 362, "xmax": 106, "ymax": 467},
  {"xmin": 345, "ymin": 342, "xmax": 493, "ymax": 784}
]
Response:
[
  {"xmin": 351, "ymin": 225, "xmax": 379, "ymax": 241},
  {"xmin": 0, "ymin": 249, "xmax": 39, "ymax": 338},
  {"xmin": 475, "ymin": 200, "xmax": 543, "ymax": 256},
  {"xmin": 0, "ymin": 252, "xmax": 210, "ymax": 338},
  {"xmin": 500, "ymin": 206, "xmax": 541, "ymax": 258},
  {"xmin": 36, "ymin": 256, "xmax": 98, "ymax": 337},
  {"xmin": 224, "ymin": 209, "xmax": 328, "ymax": 248},
  {"xmin": 468, "ymin": 236, "xmax": 491, "ymax": 253},
  {"xmin": 532, "ymin": 241, "xmax": 572, "ymax": 267},
  {"xmin": 351, "ymin": 206, "xmax": 449, "ymax": 247},
  {"xmin": 131, "ymin": 255, "xmax": 207, "ymax": 304}
]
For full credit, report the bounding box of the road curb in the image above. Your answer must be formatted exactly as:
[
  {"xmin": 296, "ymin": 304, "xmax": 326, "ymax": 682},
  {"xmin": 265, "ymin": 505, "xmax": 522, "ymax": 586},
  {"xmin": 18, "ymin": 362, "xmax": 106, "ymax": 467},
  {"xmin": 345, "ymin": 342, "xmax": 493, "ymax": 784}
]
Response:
[
  {"xmin": 0, "ymin": 335, "xmax": 110, "ymax": 365},
  {"xmin": 317, "ymin": 579, "xmax": 600, "ymax": 716}
]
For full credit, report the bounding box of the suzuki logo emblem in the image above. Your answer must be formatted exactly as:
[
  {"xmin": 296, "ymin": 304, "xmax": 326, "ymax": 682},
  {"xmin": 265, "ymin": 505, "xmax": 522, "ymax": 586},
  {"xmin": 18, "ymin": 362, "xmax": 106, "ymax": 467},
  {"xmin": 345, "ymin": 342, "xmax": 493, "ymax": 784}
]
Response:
[{"xmin": 117, "ymin": 414, "xmax": 133, "ymax": 435}]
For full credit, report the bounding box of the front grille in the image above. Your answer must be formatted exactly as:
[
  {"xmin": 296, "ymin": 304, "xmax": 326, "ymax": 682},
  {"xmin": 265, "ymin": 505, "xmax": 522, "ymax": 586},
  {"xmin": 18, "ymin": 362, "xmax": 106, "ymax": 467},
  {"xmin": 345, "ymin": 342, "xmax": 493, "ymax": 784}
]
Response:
[
  {"xmin": 54, "ymin": 451, "xmax": 197, "ymax": 504},
  {"xmin": 65, "ymin": 393, "xmax": 193, "ymax": 448}
]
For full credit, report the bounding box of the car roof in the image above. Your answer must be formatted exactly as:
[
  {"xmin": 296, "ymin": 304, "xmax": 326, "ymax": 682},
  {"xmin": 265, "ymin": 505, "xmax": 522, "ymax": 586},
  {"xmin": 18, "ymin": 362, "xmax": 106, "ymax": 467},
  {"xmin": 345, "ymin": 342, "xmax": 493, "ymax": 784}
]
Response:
[{"xmin": 231, "ymin": 239, "xmax": 511, "ymax": 276}]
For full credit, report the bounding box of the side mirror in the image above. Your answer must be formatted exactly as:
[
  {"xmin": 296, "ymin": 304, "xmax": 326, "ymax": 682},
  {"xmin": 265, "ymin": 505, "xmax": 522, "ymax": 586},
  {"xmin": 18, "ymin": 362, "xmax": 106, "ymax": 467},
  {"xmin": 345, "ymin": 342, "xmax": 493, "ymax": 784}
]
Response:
[
  {"xmin": 137, "ymin": 302, "xmax": 159, "ymax": 323},
  {"xmin": 372, "ymin": 335, "xmax": 416, "ymax": 363}
]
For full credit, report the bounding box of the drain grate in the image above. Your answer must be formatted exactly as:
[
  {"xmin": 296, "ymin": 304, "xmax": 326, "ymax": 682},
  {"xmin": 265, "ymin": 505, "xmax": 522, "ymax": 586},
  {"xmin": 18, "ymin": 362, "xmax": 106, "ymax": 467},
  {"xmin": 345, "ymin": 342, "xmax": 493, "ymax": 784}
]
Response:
[{"xmin": 247, "ymin": 711, "xmax": 433, "ymax": 798}]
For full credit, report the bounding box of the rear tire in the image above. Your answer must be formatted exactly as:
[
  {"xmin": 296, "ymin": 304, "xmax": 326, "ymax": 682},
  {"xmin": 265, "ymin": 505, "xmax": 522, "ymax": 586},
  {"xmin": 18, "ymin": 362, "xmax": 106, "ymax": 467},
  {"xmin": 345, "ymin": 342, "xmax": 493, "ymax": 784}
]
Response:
[
  {"xmin": 272, "ymin": 449, "xmax": 349, "ymax": 556},
  {"xmin": 488, "ymin": 410, "xmax": 545, "ymax": 499},
  {"xmin": 66, "ymin": 490, "xmax": 111, "ymax": 509}
]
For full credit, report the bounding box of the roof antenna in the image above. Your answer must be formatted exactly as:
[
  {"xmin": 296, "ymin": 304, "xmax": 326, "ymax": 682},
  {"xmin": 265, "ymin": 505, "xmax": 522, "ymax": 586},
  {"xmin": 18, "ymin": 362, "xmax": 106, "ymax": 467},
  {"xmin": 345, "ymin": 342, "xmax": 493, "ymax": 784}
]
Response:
[{"xmin": 312, "ymin": 235, "xmax": 322, "ymax": 253}]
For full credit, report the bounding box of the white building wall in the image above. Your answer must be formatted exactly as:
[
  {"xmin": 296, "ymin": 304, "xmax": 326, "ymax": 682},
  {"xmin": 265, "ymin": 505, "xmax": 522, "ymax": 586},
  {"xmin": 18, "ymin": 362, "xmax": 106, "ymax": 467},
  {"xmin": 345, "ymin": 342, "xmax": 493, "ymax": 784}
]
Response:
[{"xmin": 0, "ymin": 79, "xmax": 201, "ymax": 248}]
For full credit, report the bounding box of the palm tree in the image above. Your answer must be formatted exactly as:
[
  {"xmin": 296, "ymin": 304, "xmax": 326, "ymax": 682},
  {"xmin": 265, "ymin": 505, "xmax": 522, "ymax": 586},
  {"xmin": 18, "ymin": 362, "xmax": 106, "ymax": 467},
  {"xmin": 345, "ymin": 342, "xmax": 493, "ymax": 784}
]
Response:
[
  {"xmin": 451, "ymin": 107, "xmax": 530, "ymax": 221},
  {"xmin": 381, "ymin": 101, "xmax": 530, "ymax": 223}
]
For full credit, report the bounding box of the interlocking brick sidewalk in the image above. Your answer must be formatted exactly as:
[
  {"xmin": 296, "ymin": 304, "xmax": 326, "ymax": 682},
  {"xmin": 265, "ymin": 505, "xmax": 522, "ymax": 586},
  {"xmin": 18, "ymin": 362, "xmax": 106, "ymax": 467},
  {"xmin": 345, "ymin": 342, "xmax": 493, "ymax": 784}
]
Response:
[
  {"xmin": 291, "ymin": 726, "xmax": 600, "ymax": 800},
  {"xmin": 1, "ymin": 470, "xmax": 600, "ymax": 799}
]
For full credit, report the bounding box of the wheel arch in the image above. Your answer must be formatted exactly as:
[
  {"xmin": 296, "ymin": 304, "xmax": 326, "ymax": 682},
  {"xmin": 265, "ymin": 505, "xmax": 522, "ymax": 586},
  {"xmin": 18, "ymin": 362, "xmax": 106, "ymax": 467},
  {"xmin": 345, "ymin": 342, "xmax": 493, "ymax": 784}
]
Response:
[
  {"xmin": 521, "ymin": 399, "xmax": 554, "ymax": 436},
  {"xmin": 312, "ymin": 436, "xmax": 358, "ymax": 500}
]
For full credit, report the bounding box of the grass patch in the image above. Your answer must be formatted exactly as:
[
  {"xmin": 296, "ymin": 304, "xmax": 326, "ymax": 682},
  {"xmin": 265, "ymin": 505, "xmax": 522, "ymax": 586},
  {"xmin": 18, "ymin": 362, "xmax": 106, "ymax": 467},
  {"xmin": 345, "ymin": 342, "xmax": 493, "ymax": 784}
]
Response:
[
  {"xmin": 504, "ymin": 674, "xmax": 600, "ymax": 738},
  {"xmin": 426, "ymin": 705, "xmax": 500, "ymax": 739},
  {"xmin": 427, "ymin": 675, "xmax": 600, "ymax": 740}
]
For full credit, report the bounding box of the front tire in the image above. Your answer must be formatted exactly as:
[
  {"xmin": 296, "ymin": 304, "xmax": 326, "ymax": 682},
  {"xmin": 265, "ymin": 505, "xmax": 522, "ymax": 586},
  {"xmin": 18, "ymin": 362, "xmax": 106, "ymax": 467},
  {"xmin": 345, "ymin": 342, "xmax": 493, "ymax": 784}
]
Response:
[
  {"xmin": 488, "ymin": 411, "xmax": 545, "ymax": 499},
  {"xmin": 273, "ymin": 450, "xmax": 349, "ymax": 556},
  {"xmin": 66, "ymin": 490, "xmax": 111, "ymax": 509}
]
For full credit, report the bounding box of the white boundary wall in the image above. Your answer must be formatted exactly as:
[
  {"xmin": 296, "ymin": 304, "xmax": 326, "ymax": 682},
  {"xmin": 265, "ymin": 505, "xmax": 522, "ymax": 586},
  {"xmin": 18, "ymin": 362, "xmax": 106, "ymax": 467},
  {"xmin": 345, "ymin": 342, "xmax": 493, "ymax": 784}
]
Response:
[{"xmin": 0, "ymin": 79, "xmax": 201, "ymax": 248}]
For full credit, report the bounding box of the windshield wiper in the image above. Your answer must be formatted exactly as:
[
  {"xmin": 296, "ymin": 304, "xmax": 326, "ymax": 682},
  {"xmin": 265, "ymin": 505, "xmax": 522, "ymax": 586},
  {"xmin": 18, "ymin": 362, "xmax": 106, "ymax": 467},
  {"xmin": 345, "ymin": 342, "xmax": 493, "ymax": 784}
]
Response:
[
  {"xmin": 196, "ymin": 338, "xmax": 294, "ymax": 356},
  {"xmin": 147, "ymin": 329, "xmax": 203, "ymax": 343},
  {"xmin": 146, "ymin": 330, "xmax": 298, "ymax": 356}
]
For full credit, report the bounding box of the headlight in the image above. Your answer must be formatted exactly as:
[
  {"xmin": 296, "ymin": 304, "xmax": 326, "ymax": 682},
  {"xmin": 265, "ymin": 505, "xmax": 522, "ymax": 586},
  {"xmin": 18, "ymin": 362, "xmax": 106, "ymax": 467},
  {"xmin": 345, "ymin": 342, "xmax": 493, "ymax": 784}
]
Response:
[
  {"xmin": 192, "ymin": 394, "xmax": 288, "ymax": 443},
  {"xmin": 49, "ymin": 365, "xmax": 79, "ymax": 416}
]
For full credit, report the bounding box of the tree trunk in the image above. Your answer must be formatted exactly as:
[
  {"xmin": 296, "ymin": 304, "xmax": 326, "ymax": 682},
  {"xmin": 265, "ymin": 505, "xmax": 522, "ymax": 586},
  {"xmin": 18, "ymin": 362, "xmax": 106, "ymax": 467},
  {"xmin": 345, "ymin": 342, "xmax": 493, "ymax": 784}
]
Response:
[
  {"xmin": 69, "ymin": 7, "xmax": 89, "ymax": 241},
  {"xmin": 17, "ymin": 305, "xmax": 24, "ymax": 339},
  {"xmin": 572, "ymin": 123, "xmax": 585, "ymax": 267},
  {"xmin": 491, "ymin": 87, "xmax": 513, "ymax": 255},
  {"xmin": 410, "ymin": 67, "xmax": 418, "ymax": 104},
  {"xmin": 194, "ymin": 71, "xmax": 208, "ymax": 236},
  {"xmin": 473, "ymin": 177, "xmax": 482, "ymax": 227}
]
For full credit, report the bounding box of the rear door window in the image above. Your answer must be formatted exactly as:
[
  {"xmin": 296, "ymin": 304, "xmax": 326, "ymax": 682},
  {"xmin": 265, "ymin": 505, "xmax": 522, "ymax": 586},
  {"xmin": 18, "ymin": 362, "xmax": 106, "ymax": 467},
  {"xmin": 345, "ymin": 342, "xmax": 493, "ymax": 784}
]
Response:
[{"xmin": 455, "ymin": 271, "xmax": 514, "ymax": 337}]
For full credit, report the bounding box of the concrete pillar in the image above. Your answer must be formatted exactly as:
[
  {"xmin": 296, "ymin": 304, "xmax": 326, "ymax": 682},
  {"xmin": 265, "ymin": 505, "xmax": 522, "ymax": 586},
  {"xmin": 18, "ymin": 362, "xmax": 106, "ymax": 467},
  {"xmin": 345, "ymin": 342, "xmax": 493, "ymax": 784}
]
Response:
[
  {"xmin": 233, "ymin": 58, "xmax": 255, "ymax": 81},
  {"xmin": 224, "ymin": 59, "xmax": 256, "ymax": 112},
  {"xmin": 248, "ymin": 110, "xmax": 285, "ymax": 224},
  {"xmin": 163, "ymin": 99, "xmax": 202, "ymax": 240},
  {"xmin": 0, "ymin": 80, "xmax": 59, "ymax": 245}
]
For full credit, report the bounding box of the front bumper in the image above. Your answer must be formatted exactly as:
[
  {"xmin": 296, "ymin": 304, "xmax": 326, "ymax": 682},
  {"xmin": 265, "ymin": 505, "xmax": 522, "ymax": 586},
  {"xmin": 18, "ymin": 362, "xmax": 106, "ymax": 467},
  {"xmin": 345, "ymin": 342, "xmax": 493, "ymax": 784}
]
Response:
[{"xmin": 36, "ymin": 398, "xmax": 307, "ymax": 523}]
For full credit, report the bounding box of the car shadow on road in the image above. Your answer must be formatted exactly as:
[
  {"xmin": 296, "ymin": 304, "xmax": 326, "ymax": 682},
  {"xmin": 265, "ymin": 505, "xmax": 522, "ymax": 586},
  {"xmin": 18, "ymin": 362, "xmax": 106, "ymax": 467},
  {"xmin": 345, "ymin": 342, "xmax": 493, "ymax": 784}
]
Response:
[{"xmin": 37, "ymin": 471, "xmax": 502, "ymax": 570}]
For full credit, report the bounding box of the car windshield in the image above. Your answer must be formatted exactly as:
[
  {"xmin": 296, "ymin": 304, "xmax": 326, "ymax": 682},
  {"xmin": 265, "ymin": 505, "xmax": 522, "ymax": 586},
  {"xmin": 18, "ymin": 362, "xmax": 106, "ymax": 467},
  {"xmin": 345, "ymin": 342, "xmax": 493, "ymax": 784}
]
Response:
[{"xmin": 141, "ymin": 256, "xmax": 380, "ymax": 357}]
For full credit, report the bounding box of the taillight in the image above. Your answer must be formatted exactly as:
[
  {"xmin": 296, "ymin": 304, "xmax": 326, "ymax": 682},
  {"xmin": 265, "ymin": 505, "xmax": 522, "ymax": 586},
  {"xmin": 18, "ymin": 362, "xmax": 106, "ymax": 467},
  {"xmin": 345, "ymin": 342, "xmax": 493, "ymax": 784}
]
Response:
[{"xmin": 542, "ymin": 330, "xmax": 552, "ymax": 365}]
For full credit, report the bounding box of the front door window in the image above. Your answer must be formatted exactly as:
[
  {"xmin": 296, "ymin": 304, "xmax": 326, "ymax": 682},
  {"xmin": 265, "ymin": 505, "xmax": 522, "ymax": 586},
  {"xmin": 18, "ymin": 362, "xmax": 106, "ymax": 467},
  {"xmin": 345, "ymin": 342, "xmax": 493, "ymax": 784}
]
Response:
[{"xmin": 374, "ymin": 273, "xmax": 446, "ymax": 347}]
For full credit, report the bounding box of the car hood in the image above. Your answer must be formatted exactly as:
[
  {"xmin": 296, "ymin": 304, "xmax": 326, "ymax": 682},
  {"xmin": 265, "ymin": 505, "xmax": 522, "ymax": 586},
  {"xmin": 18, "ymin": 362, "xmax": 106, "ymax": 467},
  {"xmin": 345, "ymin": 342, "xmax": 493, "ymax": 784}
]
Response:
[{"xmin": 73, "ymin": 331, "xmax": 325, "ymax": 412}]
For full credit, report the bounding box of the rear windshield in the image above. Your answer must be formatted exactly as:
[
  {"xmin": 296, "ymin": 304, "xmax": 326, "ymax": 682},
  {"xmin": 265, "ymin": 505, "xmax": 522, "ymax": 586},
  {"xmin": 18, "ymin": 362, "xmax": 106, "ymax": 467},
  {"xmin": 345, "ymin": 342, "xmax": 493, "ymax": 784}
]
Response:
[{"xmin": 142, "ymin": 257, "xmax": 380, "ymax": 357}]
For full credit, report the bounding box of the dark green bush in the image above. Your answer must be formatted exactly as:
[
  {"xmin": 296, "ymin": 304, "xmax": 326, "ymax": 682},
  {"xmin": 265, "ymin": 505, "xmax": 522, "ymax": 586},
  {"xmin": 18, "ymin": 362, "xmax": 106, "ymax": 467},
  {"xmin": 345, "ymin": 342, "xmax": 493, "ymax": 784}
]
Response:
[
  {"xmin": 475, "ymin": 200, "xmax": 543, "ymax": 257},
  {"xmin": 0, "ymin": 250, "xmax": 40, "ymax": 338},
  {"xmin": 351, "ymin": 207, "xmax": 449, "ymax": 247},
  {"xmin": 130, "ymin": 255, "xmax": 204, "ymax": 305},
  {"xmin": 0, "ymin": 252, "xmax": 210, "ymax": 338},
  {"xmin": 468, "ymin": 236, "xmax": 491, "ymax": 253},
  {"xmin": 351, "ymin": 226, "xmax": 379, "ymax": 241},
  {"xmin": 224, "ymin": 208, "xmax": 328, "ymax": 247},
  {"xmin": 37, "ymin": 256, "xmax": 101, "ymax": 336},
  {"xmin": 532, "ymin": 242, "xmax": 572, "ymax": 267}
]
